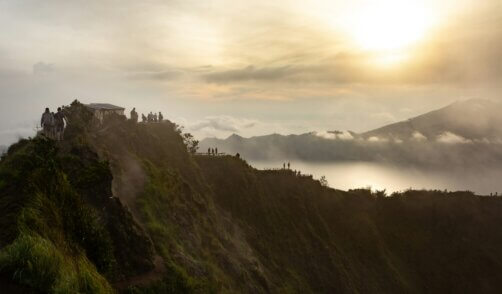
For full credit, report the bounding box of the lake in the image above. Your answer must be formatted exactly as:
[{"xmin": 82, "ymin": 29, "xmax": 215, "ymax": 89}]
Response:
[{"xmin": 250, "ymin": 160, "xmax": 502, "ymax": 195}]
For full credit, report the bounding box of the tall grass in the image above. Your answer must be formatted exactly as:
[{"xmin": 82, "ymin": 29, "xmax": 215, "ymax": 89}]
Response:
[{"xmin": 0, "ymin": 232, "xmax": 113, "ymax": 293}]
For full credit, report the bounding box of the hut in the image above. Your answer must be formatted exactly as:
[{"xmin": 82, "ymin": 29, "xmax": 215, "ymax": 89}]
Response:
[{"xmin": 85, "ymin": 103, "xmax": 125, "ymax": 123}]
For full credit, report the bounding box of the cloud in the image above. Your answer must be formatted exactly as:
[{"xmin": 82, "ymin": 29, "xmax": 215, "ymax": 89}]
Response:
[
  {"xmin": 436, "ymin": 132, "xmax": 471, "ymax": 144},
  {"xmin": 315, "ymin": 131, "xmax": 336, "ymax": 140},
  {"xmin": 412, "ymin": 131, "xmax": 427, "ymax": 141},
  {"xmin": 1, "ymin": 0, "xmax": 502, "ymax": 148},
  {"xmin": 128, "ymin": 70, "xmax": 182, "ymax": 81},
  {"xmin": 0, "ymin": 124, "xmax": 36, "ymax": 145},
  {"xmin": 33, "ymin": 62, "xmax": 55, "ymax": 75},
  {"xmin": 338, "ymin": 131, "xmax": 354, "ymax": 140},
  {"xmin": 189, "ymin": 115, "xmax": 258, "ymax": 134},
  {"xmin": 368, "ymin": 136, "xmax": 388, "ymax": 143},
  {"xmin": 315, "ymin": 131, "xmax": 353, "ymax": 140},
  {"xmin": 204, "ymin": 65, "xmax": 295, "ymax": 83}
]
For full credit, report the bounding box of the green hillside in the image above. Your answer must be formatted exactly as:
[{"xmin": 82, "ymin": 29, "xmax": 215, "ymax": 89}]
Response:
[{"xmin": 1, "ymin": 101, "xmax": 502, "ymax": 293}]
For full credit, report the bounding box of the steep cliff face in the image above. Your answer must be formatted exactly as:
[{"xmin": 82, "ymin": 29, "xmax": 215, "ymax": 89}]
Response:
[
  {"xmin": 2, "ymin": 101, "xmax": 502, "ymax": 293},
  {"xmin": 88, "ymin": 114, "xmax": 271, "ymax": 293}
]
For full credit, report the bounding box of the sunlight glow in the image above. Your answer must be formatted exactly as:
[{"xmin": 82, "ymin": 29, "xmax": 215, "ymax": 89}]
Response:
[
  {"xmin": 352, "ymin": 1, "xmax": 432, "ymax": 51},
  {"xmin": 372, "ymin": 52, "xmax": 409, "ymax": 67},
  {"xmin": 336, "ymin": 0, "xmax": 436, "ymax": 67}
]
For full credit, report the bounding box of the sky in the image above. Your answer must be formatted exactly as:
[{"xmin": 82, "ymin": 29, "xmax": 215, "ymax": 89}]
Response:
[{"xmin": 0, "ymin": 0, "xmax": 501, "ymax": 145}]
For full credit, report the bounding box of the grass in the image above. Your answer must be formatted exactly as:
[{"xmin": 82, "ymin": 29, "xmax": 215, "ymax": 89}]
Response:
[
  {"xmin": 0, "ymin": 232, "xmax": 113, "ymax": 293},
  {"xmin": 0, "ymin": 137, "xmax": 117, "ymax": 293},
  {"xmin": 134, "ymin": 161, "xmax": 218, "ymax": 293}
]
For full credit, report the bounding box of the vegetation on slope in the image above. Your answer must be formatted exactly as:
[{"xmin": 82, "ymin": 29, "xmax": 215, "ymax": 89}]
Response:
[
  {"xmin": 90, "ymin": 117, "xmax": 268, "ymax": 293},
  {"xmin": 0, "ymin": 138, "xmax": 115, "ymax": 293},
  {"xmin": 0, "ymin": 102, "xmax": 154, "ymax": 293},
  {"xmin": 197, "ymin": 156, "xmax": 502, "ymax": 293},
  {"xmin": 2, "ymin": 101, "xmax": 502, "ymax": 293}
]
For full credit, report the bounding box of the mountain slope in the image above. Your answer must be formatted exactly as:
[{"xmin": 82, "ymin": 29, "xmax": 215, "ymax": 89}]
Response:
[
  {"xmin": 196, "ymin": 156, "xmax": 502, "ymax": 293},
  {"xmin": 362, "ymin": 99, "xmax": 502, "ymax": 140},
  {"xmin": 2, "ymin": 101, "xmax": 502, "ymax": 293}
]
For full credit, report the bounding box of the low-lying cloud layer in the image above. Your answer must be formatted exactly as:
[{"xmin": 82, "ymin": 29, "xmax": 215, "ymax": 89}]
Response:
[
  {"xmin": 315, "ymin": 131, "xmax": 354, "ymax": 140},
  {"xmin": 436, "ymin": 132, "xmax": 471, "ymax": 144},
  {"xmin": 201, "ymin": 129, "xmax": 502, "ymax": 170}
]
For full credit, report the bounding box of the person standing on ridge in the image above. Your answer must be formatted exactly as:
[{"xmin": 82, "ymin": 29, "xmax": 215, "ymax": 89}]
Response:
[
  {"xmin": 142, "ymin": 113, "xmax": 147, "ymax": 123},
  {"xmin": 158, "ymin": 112, "xmax": 163, "ymax": 122},
  {"xmin": 130, "ymin": 107, "xmax": 138, "ymax": 123},
  {"xmin": 215, "ymin": 147, "xmax": 218, "ymax": 155},
  {"xmin": 287, "ymin": 162, "xmax": 290, "ymax": 169},
  {"xmin": 208, "ymin": 148, "xmax": 211, "ymax": 155},
  {"xmin": 54, "ymin": 107, "xmax": 66, "ymax": 141},
  {"xmin": 41, "ymin": 108, "xmax": 53, "ymax": 138},
  {"xmin": 50, "ymin": 112, "xmax": 56, "ymax": 139}
]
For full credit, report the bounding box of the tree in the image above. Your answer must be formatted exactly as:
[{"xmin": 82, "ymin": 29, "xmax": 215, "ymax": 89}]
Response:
[
  {"xmin": 319, "ymin": 176, "xmax": 328, "ymax": 187},
  {"xmin": 374, "ymin": 189, "xmax": 387, "ymax": 199},
  {"xmin": 183, "ymin": 133, "xmax": 199, "ymax": 154}
]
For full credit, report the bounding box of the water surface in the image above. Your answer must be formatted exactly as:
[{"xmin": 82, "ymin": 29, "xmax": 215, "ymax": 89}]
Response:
[{"xmin": 250, "ymin": 161, "xmax": 502, "ymax": 195}]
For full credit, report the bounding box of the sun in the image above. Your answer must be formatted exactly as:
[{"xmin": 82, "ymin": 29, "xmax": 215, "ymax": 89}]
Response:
[
  {"xmin": 346, "ymin": 1, "xmax": 433, "ymax": 66},
  {"xmin": 352, "ymin": 1, "xmax": 431, "ymax": 51}
]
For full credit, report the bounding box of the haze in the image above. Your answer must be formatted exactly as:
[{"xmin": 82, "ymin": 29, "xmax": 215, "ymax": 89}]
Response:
[{"xmin": 1, "ymin": 0, "xmax": 501, "ymax": 145}]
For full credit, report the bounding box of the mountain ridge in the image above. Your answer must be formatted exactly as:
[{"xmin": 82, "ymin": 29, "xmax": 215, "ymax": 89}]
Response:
[
  {"xmin": 200, "ymin": 99, "xmax": 502, "ymax": 166},
  {"xmin": 362, "ymin": 99, "xmax": 502, "ymax": 140},
  {"xmin": 2, "ymin": 101, "xmax": 502, "ymax": 292}
]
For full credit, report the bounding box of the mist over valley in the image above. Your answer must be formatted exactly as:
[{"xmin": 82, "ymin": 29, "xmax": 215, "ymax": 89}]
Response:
[{"xmin": 202, "ymin": 99, "xmax": 502, "ymax": 194}]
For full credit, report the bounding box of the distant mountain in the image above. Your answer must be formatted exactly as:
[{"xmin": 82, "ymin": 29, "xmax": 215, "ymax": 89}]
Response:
[
  {"xmin": 362, "ymin": 99, "xmax": 502, "ymax": 141},
  {"xmin": 200, "ymin": 99, "xmax": 502, "ymax": 166}
]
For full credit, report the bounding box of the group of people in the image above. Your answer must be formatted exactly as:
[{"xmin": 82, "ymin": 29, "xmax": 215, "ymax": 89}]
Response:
[
  {"xmin": 40, "ymin": 107, "xmax": 66, "ymax": 141},
  {"xmin": 130, "ymin": 108, "xmax": 164, "ymax": 124},
  {"xmin": 207, "ymin": 147, "xmax": 219, "ymax": 155}
]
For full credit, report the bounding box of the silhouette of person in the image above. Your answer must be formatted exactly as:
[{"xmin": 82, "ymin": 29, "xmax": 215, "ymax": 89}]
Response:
[
  {"xmin": 283, "ymin": 163, "xmax": 286, "ymax": 169},
  {"xmin": 41, "ymin": 108, "xmax": 53, "ymax": 138},
  {"xmin": 54, "ymin": 107, "xmax": 66, "ymax": 141},
  {"xmin": 50, "ymin": 112, "xmax": 56, "ymax": 138},
  {"xmin": 130, "ymin": 107, "xmax": 138, "ymax": 123},
  {"xmin": 215, "ymin": 147, "xmax": 218, "ymax": 155},
  {"xmin": 208, "ymin": 148, "xmax": 211, "ymax": 155},
  {"xmin": 287, "ymin": 162, "xmax": 290, "ymax": 169}
]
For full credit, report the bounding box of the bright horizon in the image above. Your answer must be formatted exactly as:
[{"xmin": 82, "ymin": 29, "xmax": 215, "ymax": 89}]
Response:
[{"xmin": 1, "ymin": 0, "xmax": 501, "ymax": 145}]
